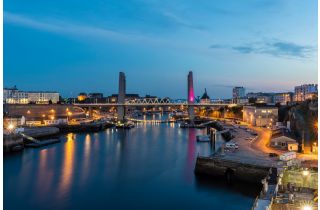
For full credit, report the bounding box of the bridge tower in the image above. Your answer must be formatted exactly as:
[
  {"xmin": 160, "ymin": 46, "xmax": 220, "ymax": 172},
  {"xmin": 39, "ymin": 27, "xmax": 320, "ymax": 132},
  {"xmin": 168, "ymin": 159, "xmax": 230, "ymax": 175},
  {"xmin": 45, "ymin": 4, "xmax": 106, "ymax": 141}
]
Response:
[
  {"xmin": 187, "ymin": 71, "xmax": 195, "ymax": 122},
  {"xmin": 117, "ymin": 72, "xmax": 126, "ymax": 122}
]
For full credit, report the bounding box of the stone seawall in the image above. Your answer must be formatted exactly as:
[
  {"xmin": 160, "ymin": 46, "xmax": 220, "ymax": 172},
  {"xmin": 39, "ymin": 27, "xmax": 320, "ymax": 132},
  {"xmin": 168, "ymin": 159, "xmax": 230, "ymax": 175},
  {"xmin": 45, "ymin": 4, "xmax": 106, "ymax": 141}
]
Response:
[
  {"xmin": 195, "ymin": 156, "xmax": 271, "ymax": 183},
  {"xmin": 4, "ymin": 104, "xmax": 85, "ymax": 118}
]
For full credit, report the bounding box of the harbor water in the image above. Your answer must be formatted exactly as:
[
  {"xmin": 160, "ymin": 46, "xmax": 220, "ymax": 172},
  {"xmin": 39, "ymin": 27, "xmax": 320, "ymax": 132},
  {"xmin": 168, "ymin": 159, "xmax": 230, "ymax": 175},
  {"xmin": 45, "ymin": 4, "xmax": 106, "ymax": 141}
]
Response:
[{"xmin": 4, "ymin": 114, "xmax": 260, "ymax": 210}]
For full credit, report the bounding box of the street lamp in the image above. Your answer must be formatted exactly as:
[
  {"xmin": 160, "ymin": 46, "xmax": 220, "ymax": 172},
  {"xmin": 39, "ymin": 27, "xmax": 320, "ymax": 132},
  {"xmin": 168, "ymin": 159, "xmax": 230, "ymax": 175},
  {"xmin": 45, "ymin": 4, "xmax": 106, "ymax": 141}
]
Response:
[
  {"xmin": 302, "ymin": 205, "xmax": 312, "ymax": 210},
  {"xmin": 8, "ymin": 123, "xmax": 15, "ymax": 131},
  {"xmin": 302, "ymin": 170, "xmax": 309, "ymax": 176}
]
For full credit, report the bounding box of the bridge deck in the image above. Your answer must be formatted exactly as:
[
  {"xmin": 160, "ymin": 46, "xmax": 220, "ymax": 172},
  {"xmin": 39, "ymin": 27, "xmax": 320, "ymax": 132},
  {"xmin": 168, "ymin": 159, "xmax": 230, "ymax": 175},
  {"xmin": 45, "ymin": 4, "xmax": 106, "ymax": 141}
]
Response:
[{"xmin": 74, "ymin": 103, "xmax": 236, "ymax": 107}]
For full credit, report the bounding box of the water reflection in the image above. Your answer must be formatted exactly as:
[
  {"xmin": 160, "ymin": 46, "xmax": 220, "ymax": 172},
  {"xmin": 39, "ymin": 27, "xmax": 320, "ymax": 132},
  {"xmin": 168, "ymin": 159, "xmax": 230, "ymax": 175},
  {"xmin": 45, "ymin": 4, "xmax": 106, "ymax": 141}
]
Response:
[
  {"xmin": 80, "ymin": 134, "xmax": 91, "ymax": 183},
  {"xmin": 58, "ymin": 133, "xmax": 75, "ymax": 199},
  {"xmin": 4, "ymin": 117, "xmax": 258, "ymax": 210},
  {"xmin": 184, "ymin": 128, "xmax": 197, "ymax": 182},
  {"xmin": 36, "ymin": 149, "xmax": 50, "ymax": 199}
]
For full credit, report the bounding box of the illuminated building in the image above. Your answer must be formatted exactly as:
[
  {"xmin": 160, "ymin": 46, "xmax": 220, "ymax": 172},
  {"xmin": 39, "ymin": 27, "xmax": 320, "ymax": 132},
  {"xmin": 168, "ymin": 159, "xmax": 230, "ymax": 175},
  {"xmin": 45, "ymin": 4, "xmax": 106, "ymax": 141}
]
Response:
[
  {"xmin": 77, "ymin": 93, "xmax": 88, "ymax": 101},
  {"xmin": 274, "ymin": 92, "xmax": 293, "ymax": 105},
  {"xmin": 294, "ymin": 84, "xmax": 318, "ymax": 101},
  {"xmin": 4, "ymin": 86, "xmax": 59, "ymax": 104},
  {"xmin": 243, "ymin": 105, "xmax": 278, "ymax": 127}
]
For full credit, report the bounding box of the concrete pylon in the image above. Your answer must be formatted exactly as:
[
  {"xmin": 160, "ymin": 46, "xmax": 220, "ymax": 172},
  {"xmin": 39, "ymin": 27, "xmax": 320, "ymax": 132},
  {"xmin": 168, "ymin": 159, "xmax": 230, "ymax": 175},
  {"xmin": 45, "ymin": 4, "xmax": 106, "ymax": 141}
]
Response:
[
  {"xmin": 187, "ymin": 71, "xmax": 195, "ymax": 122},
  {"xmin": 117, "ymin": 72, "xmax": 126, "ymax": 122}
]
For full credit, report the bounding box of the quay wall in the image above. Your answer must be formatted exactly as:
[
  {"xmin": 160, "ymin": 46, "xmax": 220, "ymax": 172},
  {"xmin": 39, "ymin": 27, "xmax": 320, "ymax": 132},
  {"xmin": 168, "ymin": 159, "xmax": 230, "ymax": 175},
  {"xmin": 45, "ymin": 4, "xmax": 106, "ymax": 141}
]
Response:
[
  {"xmin": 195, "ymin": 156, "xmax": 271, "ymax": 183},
  {"xmin": 23, "ymin": 127, "xmax": 60, "ymax": 138},
  {"xmin": 4, "ymin": 104, "xmax": 85, "ymax": 118}
]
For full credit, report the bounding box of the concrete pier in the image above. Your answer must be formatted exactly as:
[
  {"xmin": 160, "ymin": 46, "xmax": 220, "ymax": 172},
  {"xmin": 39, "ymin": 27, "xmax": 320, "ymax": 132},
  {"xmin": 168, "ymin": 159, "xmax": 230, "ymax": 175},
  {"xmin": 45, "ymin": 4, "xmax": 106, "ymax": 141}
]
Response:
[
  {"xmin": 23, "ymin": 127, "xmax": 60, "ymax": 138},
  {"xmin": 195, "ymin": 155, "xmax": 272, "ymax": 183}
]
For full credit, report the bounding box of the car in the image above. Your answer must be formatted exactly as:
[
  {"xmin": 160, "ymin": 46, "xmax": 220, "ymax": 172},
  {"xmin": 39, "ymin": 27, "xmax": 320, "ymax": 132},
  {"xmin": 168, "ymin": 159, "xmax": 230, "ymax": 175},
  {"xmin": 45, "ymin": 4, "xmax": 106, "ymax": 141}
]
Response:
[
  {"xmin": 269, "ymin": 153, "xmax": 278, "ymax": 157},
  {"xmin": 225, "ymin": 142, "xmax": 239, "ymax": 149}
]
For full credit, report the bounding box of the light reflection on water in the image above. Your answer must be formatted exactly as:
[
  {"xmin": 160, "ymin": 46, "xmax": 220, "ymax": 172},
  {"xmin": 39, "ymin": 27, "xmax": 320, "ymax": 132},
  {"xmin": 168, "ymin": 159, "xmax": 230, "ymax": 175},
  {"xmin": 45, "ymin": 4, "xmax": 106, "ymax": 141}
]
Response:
[
  {"xmin": 4, "ymin": 114, "xmax": 260, "ymax": 210},
  {"xmin": 58, "ymin": 133, "xmax": 75, "ymax": 200}
]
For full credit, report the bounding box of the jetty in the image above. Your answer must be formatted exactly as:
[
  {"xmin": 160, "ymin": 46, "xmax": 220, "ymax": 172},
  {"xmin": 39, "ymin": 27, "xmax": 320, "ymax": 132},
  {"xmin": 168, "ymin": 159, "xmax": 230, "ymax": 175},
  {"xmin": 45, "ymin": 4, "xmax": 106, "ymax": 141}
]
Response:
[
  {"xmin": 195, "ymin": 154, "xmax": 274, "ymax": 184},
  {"xmin": 21, "ymin": 133, "xmax": 61, "ymax": 148}
]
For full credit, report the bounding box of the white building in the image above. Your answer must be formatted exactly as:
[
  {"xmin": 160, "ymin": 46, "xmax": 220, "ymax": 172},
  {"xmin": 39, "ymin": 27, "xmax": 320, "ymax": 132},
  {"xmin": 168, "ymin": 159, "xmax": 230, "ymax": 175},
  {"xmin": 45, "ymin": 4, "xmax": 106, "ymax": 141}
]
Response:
[
  {"xmin": 243, "ymin": 105, "xmax": 278, "ymax": 127},
  {"xmin": 4, "ymin": 86, "xmax": 60, "ymax": 104},
  {"xmin": 44, "ymin": 118, "xmax": 68, "ymax": 126},
  {"xmin": 294, "ymin": 84, "xmax": 318, "ymax": 101},
  {"xmin": 4, "ymin": 86, "xmax": 29, "ymax": 104},
  {"xmin": 27, "ymin": 91, "xmax": 60, "ymax": 104}
]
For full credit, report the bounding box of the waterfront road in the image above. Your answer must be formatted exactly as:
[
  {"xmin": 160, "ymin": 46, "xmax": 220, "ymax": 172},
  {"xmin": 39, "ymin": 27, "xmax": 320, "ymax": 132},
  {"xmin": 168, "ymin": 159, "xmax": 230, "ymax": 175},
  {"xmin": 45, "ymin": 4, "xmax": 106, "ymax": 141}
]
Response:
[
  {"xmin": 249, "ymin": 126, "xmax": 317, "ymax": 161},
  {"xmin": 218, "ymin": 123, "xmax": 276, "ymax": 167}
]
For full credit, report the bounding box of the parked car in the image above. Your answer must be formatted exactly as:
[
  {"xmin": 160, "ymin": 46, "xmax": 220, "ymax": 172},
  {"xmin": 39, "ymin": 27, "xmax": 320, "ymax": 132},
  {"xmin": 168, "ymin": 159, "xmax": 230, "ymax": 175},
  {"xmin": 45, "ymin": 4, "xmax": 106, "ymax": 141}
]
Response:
[{"xmin": 226, "ymin": 142, "xmax": 239, "ymax": 149}]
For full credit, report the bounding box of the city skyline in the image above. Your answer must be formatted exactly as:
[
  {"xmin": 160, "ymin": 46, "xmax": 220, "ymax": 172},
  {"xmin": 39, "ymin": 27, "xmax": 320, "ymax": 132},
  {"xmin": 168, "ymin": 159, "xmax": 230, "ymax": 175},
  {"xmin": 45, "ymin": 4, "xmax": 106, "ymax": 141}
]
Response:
[{"xmin": 4, "ymin": 0, "xmax": 318, "ymax": 98}]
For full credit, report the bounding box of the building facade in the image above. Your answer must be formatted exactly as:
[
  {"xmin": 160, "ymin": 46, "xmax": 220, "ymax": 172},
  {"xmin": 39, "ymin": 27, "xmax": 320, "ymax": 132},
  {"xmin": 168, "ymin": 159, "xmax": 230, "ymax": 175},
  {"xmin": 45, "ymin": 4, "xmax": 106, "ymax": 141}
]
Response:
[
  {"xmin": 232, "ymin": 87, "xmax": 245, "ymax": 103},
  {"xmin": 294, "ymin": 84, "xmax": 318, "ymax": 101},
  {"xmin": 274, "ymin": 92, "xmax": 293, "ymax": 105},
  {"xmin": 243, "ymin": 105, "xmax": 278, "ymax": 127},
  {"xmin": 27, "ymin": 92, "xmax": 60, "ymax": 104},
  {"xmin": 4, "ymin": 86, "xmax": 59, "ymax": 104}
]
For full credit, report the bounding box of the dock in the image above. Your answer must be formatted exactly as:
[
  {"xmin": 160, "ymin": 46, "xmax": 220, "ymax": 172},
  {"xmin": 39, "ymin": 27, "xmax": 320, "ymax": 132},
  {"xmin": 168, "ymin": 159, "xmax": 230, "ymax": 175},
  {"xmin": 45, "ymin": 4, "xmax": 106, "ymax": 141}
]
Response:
[
  {"xmin": 21, "ymin": 133, "xmax": 61, "ymax": 148},
  {"xmin": 195, "ymin": 154, "xmax": 274, "ymax": 183},
  {"xmin": 22, "ymin": 126, "xmax": 60, "ymax": 138}
]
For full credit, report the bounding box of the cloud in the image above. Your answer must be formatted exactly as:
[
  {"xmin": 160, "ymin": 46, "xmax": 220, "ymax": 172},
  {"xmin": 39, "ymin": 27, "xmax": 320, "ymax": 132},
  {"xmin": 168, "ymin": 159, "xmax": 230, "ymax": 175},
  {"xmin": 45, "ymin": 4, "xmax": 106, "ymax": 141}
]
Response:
[
  {"xmin": 209, "ymin": 44, "xmax": 225, "ymax": 49},
  {"xmin": 3, "ymin": 11, "xmax": 162, "ymax": 44},
  {"xmin": 161, "ymin": 11, "xmax": 206, "ymax": 30},
  {"xmin": 232, "ymin": 46, "xmax": 254, "ymax": 54},
  {"xmin": 264, "ymin": 41, "xmax": 313, "ymax": 57},
  {"xmin": 209, "ymin": 40, "xmax": 315, "ymax": 59}
]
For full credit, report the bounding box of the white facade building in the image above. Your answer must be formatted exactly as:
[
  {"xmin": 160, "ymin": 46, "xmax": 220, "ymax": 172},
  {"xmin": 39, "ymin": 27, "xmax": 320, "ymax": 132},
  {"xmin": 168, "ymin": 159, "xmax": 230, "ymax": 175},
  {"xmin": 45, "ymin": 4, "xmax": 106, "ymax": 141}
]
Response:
[
  {"xmin": 27, "ymin": 92, "xmax": 60, "ymax": 104},
  {"xmin": 243, "ymin": 106, "xmax": 278, "ymax": 127},
  {"xmin": 4, "ymin": 86, "xmax": 59, "ymax": 104}
]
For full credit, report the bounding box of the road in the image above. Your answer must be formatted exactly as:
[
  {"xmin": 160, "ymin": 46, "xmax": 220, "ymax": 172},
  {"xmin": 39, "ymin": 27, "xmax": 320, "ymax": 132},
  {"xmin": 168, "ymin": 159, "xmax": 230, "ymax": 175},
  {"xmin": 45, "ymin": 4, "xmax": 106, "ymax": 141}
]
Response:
[{"xmin": 248, "ymin": 126, "xmax": 318, "ymax": 161}]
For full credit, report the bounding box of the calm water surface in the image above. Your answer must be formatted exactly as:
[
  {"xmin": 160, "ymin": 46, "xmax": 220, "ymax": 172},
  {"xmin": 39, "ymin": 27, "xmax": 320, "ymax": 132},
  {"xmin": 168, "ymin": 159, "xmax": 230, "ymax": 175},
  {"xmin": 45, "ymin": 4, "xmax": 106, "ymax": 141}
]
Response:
[{"xmin": 4, "ymin": 115, "xmax": 260, "ymax": 210}]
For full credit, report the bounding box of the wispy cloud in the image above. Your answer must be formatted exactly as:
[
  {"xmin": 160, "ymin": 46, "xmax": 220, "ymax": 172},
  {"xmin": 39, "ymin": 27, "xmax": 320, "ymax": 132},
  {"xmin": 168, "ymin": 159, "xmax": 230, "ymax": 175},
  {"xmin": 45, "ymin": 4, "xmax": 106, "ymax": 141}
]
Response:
[
  {"xmin": 4, "ymin": 11, "xmax": 161, "ymax": 44},
  {"xmin": 210, "ymin": 40, "xmax": 315, "ymax": 58},
  {"xmin": 161, "ymin": 11, "xmax": 206, "ymax": 30}
]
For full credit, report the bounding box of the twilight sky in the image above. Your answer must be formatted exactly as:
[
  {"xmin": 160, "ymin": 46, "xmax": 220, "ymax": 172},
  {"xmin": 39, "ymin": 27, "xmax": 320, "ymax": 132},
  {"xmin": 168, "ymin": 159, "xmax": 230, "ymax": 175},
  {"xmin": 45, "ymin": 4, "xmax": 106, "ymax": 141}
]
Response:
[{"xmin": 4, "ymin": 0, "xmax": 318, "ymax": 99}]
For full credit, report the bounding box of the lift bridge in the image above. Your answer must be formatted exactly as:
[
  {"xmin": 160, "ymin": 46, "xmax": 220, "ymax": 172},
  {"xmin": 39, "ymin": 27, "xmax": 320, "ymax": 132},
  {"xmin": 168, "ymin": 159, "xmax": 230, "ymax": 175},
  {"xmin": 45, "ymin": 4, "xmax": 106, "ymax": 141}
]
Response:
[
  {"xmin": 74, "ymin": 98, "xmax": 234, "ymax": 107},
  {"xmin": 74, "ymin": 71, "xmax": 236, "ymax": 122}
]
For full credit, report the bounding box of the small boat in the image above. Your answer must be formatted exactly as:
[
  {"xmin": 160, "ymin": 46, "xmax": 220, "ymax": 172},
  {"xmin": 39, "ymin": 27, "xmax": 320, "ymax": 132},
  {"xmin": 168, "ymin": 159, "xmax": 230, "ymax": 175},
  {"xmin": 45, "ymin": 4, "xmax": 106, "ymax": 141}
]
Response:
[
  {"xmin": 196, "ymin": 135, "xmax": 210, "ymax": 142},
  {"xmin": 115, "ymin": 122, "xmax": 135, "ymax": 129}
]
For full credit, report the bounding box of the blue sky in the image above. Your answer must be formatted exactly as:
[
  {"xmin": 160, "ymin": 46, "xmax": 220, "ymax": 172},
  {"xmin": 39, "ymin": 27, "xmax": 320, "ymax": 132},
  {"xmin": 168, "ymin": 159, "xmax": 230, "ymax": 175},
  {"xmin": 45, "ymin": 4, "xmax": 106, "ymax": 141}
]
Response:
[{"xmin": 4, "ymin": 0, "xmax": 318, "ymax": 99}]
